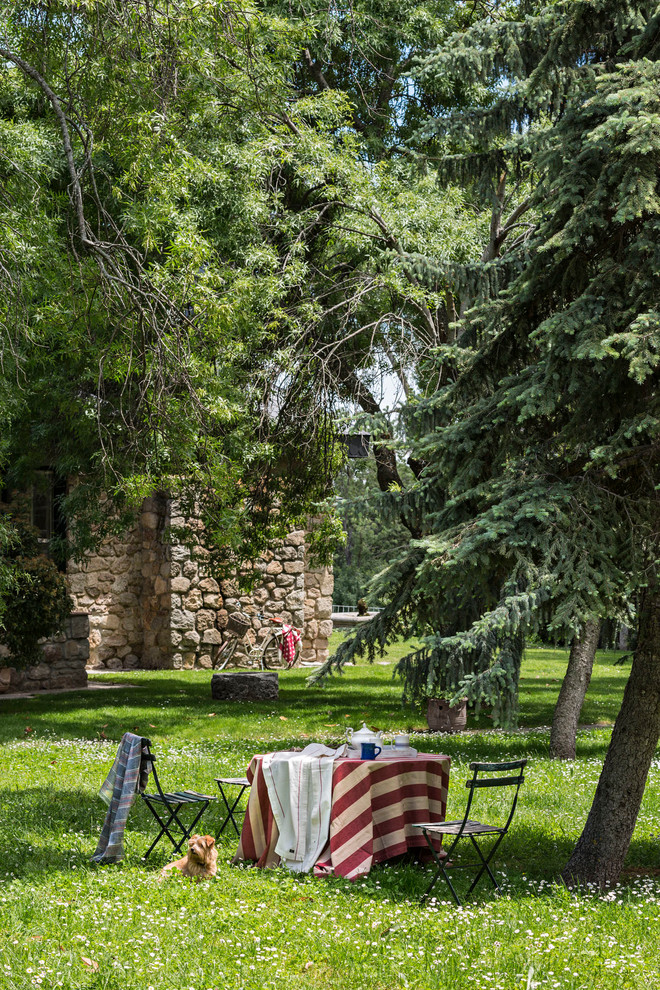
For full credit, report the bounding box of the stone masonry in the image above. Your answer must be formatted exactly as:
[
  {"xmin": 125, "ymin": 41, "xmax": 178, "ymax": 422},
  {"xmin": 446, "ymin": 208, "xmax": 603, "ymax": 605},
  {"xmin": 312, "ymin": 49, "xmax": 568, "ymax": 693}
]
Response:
[
  {"xmin": 302, "ymin": 548, "xmax": 333, "ymax": 666},
  {"xmin": 68, "ymin": 496, "xmax": 333, "ymax": 670},
  {"xmin": 0, "ymin": 613, "xmax": 89, "ymax": 694}
]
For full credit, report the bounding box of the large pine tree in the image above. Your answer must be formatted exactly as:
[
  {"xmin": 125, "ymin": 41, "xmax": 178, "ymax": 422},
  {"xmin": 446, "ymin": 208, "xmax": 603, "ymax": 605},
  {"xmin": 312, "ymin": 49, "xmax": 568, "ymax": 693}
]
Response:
[{"xmin": 323, "ymin": 1, "xmax": 660, "ymax": 884}]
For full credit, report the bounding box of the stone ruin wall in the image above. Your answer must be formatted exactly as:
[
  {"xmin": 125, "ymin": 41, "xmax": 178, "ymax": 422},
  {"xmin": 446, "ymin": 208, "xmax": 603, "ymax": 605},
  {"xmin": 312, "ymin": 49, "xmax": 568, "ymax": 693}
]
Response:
[
  {"xmin": 302, "ymin": 555, "xmax": 333, "ymax": 665},
  {"xmin": 68, "ymin": 496, "xmax": 333, "ymax": 670},
  {"xmin": 0, "ymin": 613, "xmax": 89, "ymax": 694},
  {"xmin": 67, "ymin": 494, "xmax": 171, "ymax": 670}
]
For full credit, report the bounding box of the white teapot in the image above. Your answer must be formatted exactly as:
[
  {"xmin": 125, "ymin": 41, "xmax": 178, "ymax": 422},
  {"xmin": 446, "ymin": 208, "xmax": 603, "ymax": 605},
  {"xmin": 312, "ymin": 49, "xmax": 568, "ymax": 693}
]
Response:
[{"xmin": 346, "ymin": 722, "xmax": 384, "ymax": 748}]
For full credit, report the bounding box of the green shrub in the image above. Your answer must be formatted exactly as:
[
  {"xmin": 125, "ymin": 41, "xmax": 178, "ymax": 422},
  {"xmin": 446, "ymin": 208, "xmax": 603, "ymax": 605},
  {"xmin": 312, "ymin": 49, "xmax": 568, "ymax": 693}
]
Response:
[{"xmin": 0, "ymin": 515, "xmax": 72, "ymax": 668}]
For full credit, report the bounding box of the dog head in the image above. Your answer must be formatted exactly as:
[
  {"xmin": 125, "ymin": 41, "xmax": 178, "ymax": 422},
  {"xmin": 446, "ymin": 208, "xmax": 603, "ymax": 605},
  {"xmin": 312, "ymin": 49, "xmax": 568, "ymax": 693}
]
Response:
[{"xmin": 187, "ymin": 834, "xmax": 216, "ymax": 865}]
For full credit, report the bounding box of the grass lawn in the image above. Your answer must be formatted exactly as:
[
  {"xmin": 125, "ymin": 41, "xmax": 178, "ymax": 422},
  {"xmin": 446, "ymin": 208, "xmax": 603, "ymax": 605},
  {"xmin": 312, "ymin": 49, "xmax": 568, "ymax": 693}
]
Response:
[{"xmin": 1, "ymin": 643, "xmax": 659, "ymax": 990}]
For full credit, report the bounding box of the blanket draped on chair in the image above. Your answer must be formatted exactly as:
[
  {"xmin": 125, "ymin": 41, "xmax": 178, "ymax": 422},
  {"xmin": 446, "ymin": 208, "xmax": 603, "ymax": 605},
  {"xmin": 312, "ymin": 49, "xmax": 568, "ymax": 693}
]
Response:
[{"xmin": 91, "ymin": 732, "xmax": 149, "ymax": 863}]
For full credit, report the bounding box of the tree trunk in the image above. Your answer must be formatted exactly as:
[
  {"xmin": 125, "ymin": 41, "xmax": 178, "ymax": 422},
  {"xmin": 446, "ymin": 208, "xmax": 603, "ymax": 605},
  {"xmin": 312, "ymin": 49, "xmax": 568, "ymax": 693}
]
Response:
[
  {"xmin": 550, "ymin": 619, "xmax": 601, "ymax": 760},
  {"xmin": 561, "ymin": 580, "xmax": 660, "ymax": 887}
]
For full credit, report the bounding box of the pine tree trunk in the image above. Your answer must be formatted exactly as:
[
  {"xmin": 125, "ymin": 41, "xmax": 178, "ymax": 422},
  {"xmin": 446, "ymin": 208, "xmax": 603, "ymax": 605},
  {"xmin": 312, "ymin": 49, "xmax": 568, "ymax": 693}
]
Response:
[
  {"xmin": 561, "ymin": 581, "xmax": 660, "ymax": 887},
  {"xmin": 550, "ymin": 619, "xmax": 600, "ymax": 760}
]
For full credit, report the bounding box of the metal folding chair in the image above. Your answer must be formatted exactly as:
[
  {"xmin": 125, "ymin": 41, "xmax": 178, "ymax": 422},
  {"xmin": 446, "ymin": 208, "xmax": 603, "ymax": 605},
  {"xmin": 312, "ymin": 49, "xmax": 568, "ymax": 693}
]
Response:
[
  {"xmin": 415, "ymin": 759, "xmax": 527, "ymax": 906},
  {"xmin": 214, "ymin": 776, "xmax": 250, "ymax": 838},
  {"xmin": 139, "ymin": 738, "xmax": 216, "ymax": 859}
]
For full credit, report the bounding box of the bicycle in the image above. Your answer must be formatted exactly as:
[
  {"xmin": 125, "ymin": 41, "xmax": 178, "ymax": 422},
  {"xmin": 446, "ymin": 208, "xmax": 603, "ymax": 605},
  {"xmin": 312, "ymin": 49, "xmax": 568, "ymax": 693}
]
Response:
[
  {"xmin": 212, "ymin": 611, "xmax": 302, "ymax": 671},
  {"xmin": 256, "ymin": 612, "xmax": 303, "ymax": 670},
  {"xmin": 213, "ymin": 612, "xmax": 259, "ymax": 670}
]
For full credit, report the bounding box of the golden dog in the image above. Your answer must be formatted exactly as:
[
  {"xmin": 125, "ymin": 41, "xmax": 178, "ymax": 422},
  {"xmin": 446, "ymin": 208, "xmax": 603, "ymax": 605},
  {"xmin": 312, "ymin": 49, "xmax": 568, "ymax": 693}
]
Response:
[{"xmin": 161, "ymin": 834, "xmax": 218, "ymax": 880}]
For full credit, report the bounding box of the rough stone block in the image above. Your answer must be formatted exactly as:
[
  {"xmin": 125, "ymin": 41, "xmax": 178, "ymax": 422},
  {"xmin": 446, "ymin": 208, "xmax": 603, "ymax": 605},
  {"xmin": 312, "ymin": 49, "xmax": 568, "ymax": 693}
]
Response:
[
  {"xmin": 211, "ymin": 671, "xmax": 279, "ymax": 702},
  {"xmin": 97, "ymin": 613, "xmax": 120, "ymax": 630},
  {"xmin": 171, "ymin": 608, "xmax": 196, "ymax": 629},
  {"xmin": 63, "ymin": 638, "xmax": 86, "ymax": 660},
  {"xmin": 171, "ymin": 576, "xmax": 191, "ymax": 593},
  {"xmin": 275, "ymin": 574, "xmax": 295, "ymax": 588},
  {"xmin": 101, "ymin": 633, "xmax": 128, "ymax": 648},
  {"xmin": 318, "ymin": 619, "xmax": 333, "ymax": 638},
  {"xmin": 182, "ymin": 589, "xmax": 204, "ymax": 611},
  {"xmin": 111, "ymin": 574, "xmax": 131, "ymax": 594},
  {"xmin": 202, "ymin": 593, "xmax": 221, "ymax": 608},
  {"xmin": 181, "ymin": 629, "xmax": 201, "ymax": 647},
  {"xmin": 287, "ymin": 531, "xmax": 306, "ymax": 546},
  {"xmin": 265, "ymin": 561, "xmax": 283, "ymax": 575},
  {"xmin": 284, "ymin": 561, "xmax": 304, "ymax": 574},
  {"xmin": 196, "ymin": 609, "xmax": 216, "ymax": 631},
  {"xmin": 317, "ymin": 573, "xmax": 334, "ymax": 596},
  {"xmin": 315, "ymin": 597, "xmax": 333, "ymax": 619},
  {"xmin": 199, "ymin": 577, "xmax": 220, "ymax": 593},
  {"xmin": 42, "ymin": 643, "xmax": 64, "ymax": 663},
  {"xmin": 202, "ymin": 628, "xmax": 223, "ymax": 645}
]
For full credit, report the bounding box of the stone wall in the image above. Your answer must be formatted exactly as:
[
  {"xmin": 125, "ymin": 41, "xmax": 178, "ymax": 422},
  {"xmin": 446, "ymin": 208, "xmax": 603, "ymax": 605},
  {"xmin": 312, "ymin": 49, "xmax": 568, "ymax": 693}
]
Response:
[
  {"xmin": 67, "ymin": 496, "xmax": 169, "ymax": 670},
  {"xmin": 69, "ymin": 498, "xmax": 333, "ymax": 670},
  {"xmin": 302, "ymin": 551, "xmax": 333, "ymax": 665},
  {"xmin": 0, "ymin": 613, "xmax": 89, "ymax": 694}
]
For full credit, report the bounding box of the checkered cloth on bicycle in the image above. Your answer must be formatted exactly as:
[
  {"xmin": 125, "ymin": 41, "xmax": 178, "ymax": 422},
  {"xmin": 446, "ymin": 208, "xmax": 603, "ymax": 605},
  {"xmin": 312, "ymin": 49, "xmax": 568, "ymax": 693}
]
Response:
[{"xmin": 280, "ymin": 624, "xmax": 301, "ymax": 666}]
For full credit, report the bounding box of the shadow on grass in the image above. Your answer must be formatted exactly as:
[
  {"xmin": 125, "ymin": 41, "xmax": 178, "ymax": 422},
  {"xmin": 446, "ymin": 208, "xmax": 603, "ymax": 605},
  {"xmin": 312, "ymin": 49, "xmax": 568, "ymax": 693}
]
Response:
[{"xmin": 0, "ymin": 786, "xmax": 204, "ymax": 879}]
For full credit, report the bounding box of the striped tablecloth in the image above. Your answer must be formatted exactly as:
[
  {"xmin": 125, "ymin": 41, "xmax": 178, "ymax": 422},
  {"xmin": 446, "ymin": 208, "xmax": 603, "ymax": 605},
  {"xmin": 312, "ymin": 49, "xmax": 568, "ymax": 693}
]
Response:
[{"xmin": 234, "ymin": 753, "xmax": 450, "ymax": 880}]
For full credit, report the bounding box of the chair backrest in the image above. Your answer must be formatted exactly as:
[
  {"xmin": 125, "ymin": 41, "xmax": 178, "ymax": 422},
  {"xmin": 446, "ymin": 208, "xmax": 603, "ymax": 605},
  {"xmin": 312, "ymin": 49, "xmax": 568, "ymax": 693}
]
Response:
[
  {"xmin": 138, "ymin": 737, "xmax": 162, "ymax": 796},
  {"xmin": 462, "ymin": 759, "xmax": 527, "ymax": 833}
]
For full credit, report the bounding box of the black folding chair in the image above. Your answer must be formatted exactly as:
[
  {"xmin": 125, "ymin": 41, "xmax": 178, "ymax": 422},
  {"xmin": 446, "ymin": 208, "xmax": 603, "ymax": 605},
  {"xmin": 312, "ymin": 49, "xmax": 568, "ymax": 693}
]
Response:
[
  {"xmin": 214, "ymin": 776, "xmax": 250, "ymax": 838},
  {"xmin": 139, "ymin": 738, "xmax": 216, "ymax": 859},
  {"xmin": 415, "ymin": 759, "xmax": 527, "ymax": 906}
]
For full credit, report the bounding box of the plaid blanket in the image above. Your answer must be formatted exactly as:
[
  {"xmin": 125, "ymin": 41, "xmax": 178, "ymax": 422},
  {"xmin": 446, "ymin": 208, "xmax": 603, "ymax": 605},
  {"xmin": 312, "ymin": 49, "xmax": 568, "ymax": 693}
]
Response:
[{"xmin": 91, "ymin": 732, "xmax": 149, "ymax": 864}]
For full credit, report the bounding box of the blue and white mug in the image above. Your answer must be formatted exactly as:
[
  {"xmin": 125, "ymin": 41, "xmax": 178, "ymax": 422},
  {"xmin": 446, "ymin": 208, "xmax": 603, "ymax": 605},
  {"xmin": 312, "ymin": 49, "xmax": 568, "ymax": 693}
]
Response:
[{"xmin": 360, "ymin": 742, "xmax": 382, "ymax": 760}]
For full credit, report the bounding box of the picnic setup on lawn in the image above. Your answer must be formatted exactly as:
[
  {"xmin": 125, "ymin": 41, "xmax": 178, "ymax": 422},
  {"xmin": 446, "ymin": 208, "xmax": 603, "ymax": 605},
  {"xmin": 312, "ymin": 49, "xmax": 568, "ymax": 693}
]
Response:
[
  {"xmin": 94, "ymin": 723, "xmax": 523, "ymax": 908},
  {"xmin": 1, "ymin": 650, "xmax": 659, "ymax": 990}
]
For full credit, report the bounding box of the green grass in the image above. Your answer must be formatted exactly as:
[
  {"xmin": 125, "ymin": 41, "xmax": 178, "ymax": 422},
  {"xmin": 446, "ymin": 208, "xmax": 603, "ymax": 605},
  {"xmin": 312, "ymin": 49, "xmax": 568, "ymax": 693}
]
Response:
[{"xmin": 0, "ymin": 645, "xmax": 658, "ymax": 990}]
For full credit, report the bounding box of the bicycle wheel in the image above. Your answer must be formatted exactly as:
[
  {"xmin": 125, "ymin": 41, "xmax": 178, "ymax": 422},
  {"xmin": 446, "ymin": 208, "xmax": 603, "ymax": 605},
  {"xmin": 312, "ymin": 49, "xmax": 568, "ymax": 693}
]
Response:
[
  {"xmin": 216, "ymin": 636, "xmax": 239, "ymax": 670},
  {"xmin": 260, "ymin": 633, "xmax": 286, "ymax": 670}
]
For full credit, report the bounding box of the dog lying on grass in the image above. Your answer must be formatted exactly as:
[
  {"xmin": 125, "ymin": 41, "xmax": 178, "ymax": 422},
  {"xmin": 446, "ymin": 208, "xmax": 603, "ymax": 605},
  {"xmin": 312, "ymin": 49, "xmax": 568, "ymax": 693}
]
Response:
[{"xmin": 161, "ymin": 834, "xmax": 218, "ymax": 880}]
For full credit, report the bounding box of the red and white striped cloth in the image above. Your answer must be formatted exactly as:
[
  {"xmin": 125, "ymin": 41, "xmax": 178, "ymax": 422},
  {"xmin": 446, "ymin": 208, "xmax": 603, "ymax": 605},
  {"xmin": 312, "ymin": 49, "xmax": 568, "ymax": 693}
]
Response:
[{"xmin": 234, "ymin": 752, "xmax": 450, "ymax": 880}]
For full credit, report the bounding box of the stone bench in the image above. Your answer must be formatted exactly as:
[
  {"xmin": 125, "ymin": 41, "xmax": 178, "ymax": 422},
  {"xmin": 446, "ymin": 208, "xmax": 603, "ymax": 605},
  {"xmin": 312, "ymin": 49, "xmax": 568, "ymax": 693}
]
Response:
[{"xmin": 211, "ymin": 671, "xmax": 278, "ymax": 701}]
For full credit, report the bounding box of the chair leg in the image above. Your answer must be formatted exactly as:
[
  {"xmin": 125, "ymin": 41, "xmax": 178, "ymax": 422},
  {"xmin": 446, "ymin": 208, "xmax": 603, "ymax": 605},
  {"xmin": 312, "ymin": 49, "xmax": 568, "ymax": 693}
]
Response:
[
  {"xmin": 466, "ymin": 832, "xmax": 505, "ymax": 895},
  {"xmin": 142, "ymin": 799, "xmax": 210, "ymax": 859},
  {"xmin": 215, "ymin": 785, "xmax": 247, "ymax": 838},
  {"xmin": 420, "ymin": 832, "xmax": 463, "ymax": 907},
  {"xmin": 142, "ymin": 799, "xmax": 185, "ymax": 858}
]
